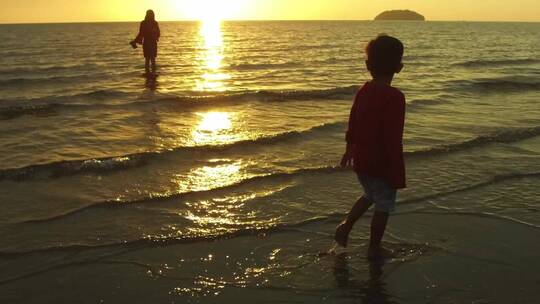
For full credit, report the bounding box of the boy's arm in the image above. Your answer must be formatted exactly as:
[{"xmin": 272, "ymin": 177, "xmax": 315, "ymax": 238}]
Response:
[
  {"xmin": 382, "ymin": 92, "xmax": 406, "ymax": 179},
  {"xmin": 345, "ymin": 92, "xmax": 361, "ymax": 144},
  {"xmin": 341, "ymin": 94, "xmax": 360, "ymax": 167}
]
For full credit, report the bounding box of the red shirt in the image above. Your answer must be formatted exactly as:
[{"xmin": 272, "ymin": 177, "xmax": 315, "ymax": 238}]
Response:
[{"xmin": 346, "ymin": 81, "xmax": 406, "ymax": 189}]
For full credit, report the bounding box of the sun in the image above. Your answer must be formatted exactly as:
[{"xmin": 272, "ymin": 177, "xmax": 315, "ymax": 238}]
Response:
[
  {"xmin": 179, "ymin": 0, "xmax": 247, "ymax": 22},
  {"xmin": 190, "ymin": 0, "xmax": 223, "ymax": 22}
]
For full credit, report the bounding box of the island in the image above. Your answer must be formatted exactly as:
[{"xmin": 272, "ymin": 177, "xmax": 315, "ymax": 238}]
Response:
[{"xmin": 374, "ymin": 10, "xmax": 425, "ymax": 21}]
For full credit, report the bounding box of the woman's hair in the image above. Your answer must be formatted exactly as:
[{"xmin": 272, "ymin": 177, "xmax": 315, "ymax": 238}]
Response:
[{"xmin": 145, "ymin": 10, "xmax": 155, "ymax": 21}]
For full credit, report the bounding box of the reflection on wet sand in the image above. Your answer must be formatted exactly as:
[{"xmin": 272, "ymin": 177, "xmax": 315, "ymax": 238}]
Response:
[{"xmin": 333, "ymin": 253, "xmax": 397, "ymax": 303}]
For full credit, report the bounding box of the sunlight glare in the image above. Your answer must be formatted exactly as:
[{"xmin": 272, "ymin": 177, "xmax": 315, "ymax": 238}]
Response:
[
  {"xmin": 198, "ymin": 112, "xmax": 232, "ymax": 132},
  {"xmin": 192, "ymin": 112, "xmax": 236, "ymax": 145},
  {"xmin": 182, "ymin": 0, "xmax": 247, "ymax": 22},
  {"xmin": 171, "ymin": 160, "xmax": 245, "ymax": 194},
  {"xmin": 188, "ymin": 161, "xmax": 242, "ymax": 191},
  {"xmin": 195, "ymin": 19, "xmax": 230, "ymax": 91}
]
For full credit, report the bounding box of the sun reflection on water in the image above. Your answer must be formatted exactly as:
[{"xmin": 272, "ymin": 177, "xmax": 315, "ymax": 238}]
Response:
[
  {"xmin": 198, "ymin": 112, "xmax": 231, "ymax": 132},
  {"xmin": 192, "ymin": 111, "xmax": 237, "ymax": 145},
  {"xmin": 190, "ymin": 161, "xmax": 242, "ymax": 190},
  {"xmin": 183, "ymin": 186, "xmax": 284, "ymax": 229},
  {"xmin": 196, "ymin": 20, "xmax": 230, "ymax": 91},
  {"xmin": 171, "ymin": 159, "xmax": 246, "ymax": 194}
]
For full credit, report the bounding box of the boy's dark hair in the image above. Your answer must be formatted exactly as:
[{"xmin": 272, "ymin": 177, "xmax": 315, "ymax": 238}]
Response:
[{"xmin": 366, "ymin": 34, "xmax": 404, "ymax": 76}]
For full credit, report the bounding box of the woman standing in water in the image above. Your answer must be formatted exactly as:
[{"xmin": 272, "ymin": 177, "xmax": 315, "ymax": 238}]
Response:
[{"xmin": 131, "ymin": 10, "xmax": 160, "ymax": 75}]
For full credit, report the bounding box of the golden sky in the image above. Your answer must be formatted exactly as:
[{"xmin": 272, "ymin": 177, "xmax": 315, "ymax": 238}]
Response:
[{"xmin": 1, "ymin": 0, "xmax": 539, "ymax": 23}]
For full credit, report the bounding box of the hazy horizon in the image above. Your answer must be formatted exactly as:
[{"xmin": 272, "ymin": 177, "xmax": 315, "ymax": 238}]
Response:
[
  {"xmin": 0, "ymin": 19, "xmax": 540, "ymax": 25},
  {"xmin": 2, "ymin": 19, "xmax": 540, "ymax": 25},
  {"xmin": 1, "ymin": 0, "xmax": 540, "ymax": 24}
]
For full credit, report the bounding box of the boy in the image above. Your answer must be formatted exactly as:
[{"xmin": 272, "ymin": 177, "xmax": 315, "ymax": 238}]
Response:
[{"xmin": 334, "ymin": 35, "xmax": 406, "ymax": 259}]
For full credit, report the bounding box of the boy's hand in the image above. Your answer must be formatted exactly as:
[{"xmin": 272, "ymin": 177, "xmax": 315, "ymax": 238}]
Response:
[
  {"xmin": 340, "ymin": 152, "xmax": 354, "ymax": 168},
  {"xmin": 340, "ymin": 143, "xmax": 357, "ymax": 167}
]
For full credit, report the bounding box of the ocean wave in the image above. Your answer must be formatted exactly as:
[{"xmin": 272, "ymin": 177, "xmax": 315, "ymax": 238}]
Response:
[
  {"xmin": 0, "ymin": 75, "xmax": 83, "ymax": 87},
  {"xmin": 1, "ymin": 124, "xmax": 538, "ymax": 182},
  {"xmin": 452, "ymin": 78, "xmax": 540, "ymax": 92},
  {"xmin": 0, "ymin": 86, "xmax": 358, "ymax": 120},
  {"xmin": 228, "ymin": 62, "xmax": 301, "ymax": 71},
  {"xmin": 0, "ymin": 90, "xmax": 131, "ymax": 119},
  {"xmin": 258, "ymin": 43, "xmax": 339, "ymax": 52},
  {"xmin": 474, "ymin": 80, "xmax": 540, "ymax": 92},
  {"xmin": 453, "ymin": 58, "xmax": 540, "ymax": 68},
  {"xmin": 0, "ymin": 122, "xmax": 345, "ymax": 181},
  {"xmin": 0, "ymin": 72, "xmax": 108, "ymax": 88},
  {"xmin": 317, "ymin": 57, "xmax": 355, "ymax": 64},
  {"xmin": 0, "ymin": 103, "xmax": 63, "ymax": 120},
  {"xmin": 295, "ymin": 43, "xmax": 338, "ymax": 51},
  {"xmin": 0, "ymin": 63, "xmax": 100, "ymax": 76},
  {"xmin": 0, "ymin": 155, "xmax": 149, "ymax": 182},
  {"xmin": 0, "ymin": 89, "xmax": 129, "ymax": 106},
  {"xmin": 408, "ymin": 97, "xmax": 449, "ymax": 107},
  {"xmin": 21, "ymin": 165, "xmax": 540, "ymax": 226},
  {"xmin": 400, "ymin": 172, "xmax": 540, "ymax": 206},
  {"xmin": 5, "ymin": 171, "xmax": 540, "ymax": 257},
  {"xmin": 20, "ymin": 167, "xmax": 337, "ymax": 224},
  {"xmin": 407, "ymin": 125, "xmax": 540, "ymax": 157},
  {"xmin": 150, "ymin": 85, "xmax": 359, "ymax": 103},
  {"xmin": 1, "ymin": 215, "xmax": 333, "ymax": 258},
  {"xmin": 0, "ymin": 87, "xmax": 448, "ymax": 121},
  {"xmin": 403, "ymin": 54, "xmax": 439, "ymax": 61}
]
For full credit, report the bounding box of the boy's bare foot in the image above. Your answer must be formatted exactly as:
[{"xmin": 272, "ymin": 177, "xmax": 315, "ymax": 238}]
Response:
[
  {"xmin": 334, "ymin": 222, "xmax": 352, "ymax": 247},
  {"xmin": 367, "ymin": 246, "xmax": 394, "ymax": 260}
]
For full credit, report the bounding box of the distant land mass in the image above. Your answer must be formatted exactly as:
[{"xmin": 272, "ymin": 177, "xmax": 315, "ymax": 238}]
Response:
[{"xmin": 375, "ymin": 10, "xmax": 426, "ymax": 21}]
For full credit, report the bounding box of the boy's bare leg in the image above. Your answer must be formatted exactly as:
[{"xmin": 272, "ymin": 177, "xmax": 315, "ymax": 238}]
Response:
[
  {"xmin": 145, "ymin": 58, "xmax": 150, "ymax": 74},
  {"xmin": 334, "ymin": 196, "xmax": 373, "ymax": 247},
  {"xmin": 150, "ymin": 58, "xmax": 156, "ymax": 74},
  {"xmin": 367, "ymin": 211, "xmax": 392, "ymax": 259}
]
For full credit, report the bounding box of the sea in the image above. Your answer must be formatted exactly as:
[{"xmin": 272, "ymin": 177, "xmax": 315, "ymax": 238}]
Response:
[{"xmin": 0, "ymin": 21, "xmax": 539, "ymax": 303}]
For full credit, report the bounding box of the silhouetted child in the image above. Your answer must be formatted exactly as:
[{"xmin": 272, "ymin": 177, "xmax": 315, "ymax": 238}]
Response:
[
  {"xmin": 335, "ymin": 35, "xmax": 406, "ymax": 259},
  {"xmin": 131, "ymin": 10, "xmax": 160, "ymax": 75}
]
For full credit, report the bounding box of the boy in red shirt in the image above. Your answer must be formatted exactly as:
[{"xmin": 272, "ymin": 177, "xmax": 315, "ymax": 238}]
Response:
[{"xmin": 335, "ymin": 35, "xmax": 406, "ymax": 259}]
